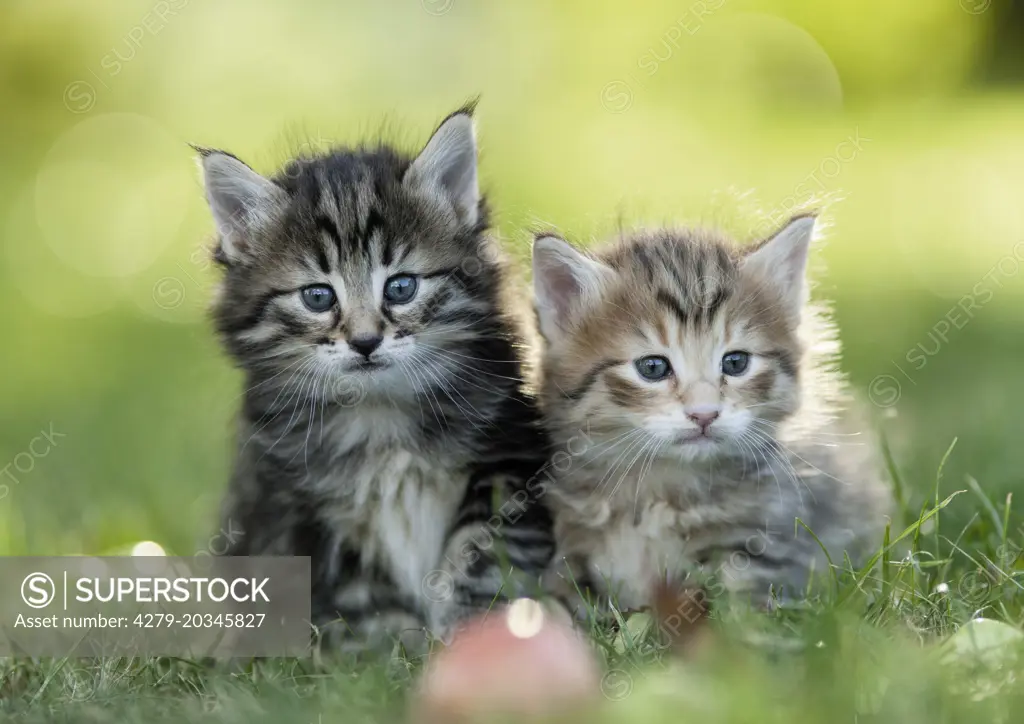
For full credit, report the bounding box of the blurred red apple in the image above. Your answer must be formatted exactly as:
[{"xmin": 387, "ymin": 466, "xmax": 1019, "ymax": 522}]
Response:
[
  {"xmin": 652, "ymin": 582, "xmax": 712, "ymax": 656},
  {"xmin": 414, "ymin": 599, "xmax": 601, "ymax": 722}
]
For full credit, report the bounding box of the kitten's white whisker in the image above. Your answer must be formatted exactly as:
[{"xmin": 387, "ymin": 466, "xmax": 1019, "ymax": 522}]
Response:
[
  {"xmin": 592, "ymin": 432, "xmax": 648, "ymax": 496},
  {"xmin": 738, "ymin": 430, "xmax": 786, "ymax": 503},
  {"xmin": 576, "ymin": 429, "xmax": 646, "ymax": 467},
  {"xmin": 605, "ymin": 434, "xmax": 655, "ymax": 501},
  {"xmin": 422, "ymin": 348, "xmax": 522, "ymax": 365},
  {"xmin": 744, "ymin": 427, "xmax": 817, "ymax": 505},
  {"xmin": 238, "ymin": 354, "xmax": 312, "ymax": 401},
  {"xmin": 417, "ymin": 346, "xmax": 525, "ymax": 384},
  {"xmin": 266, "ymin": 360, "xmax": 323, "ymax": 463},
  {"xmin": 412, "ymin": 348, "xmax": 512, "ymax": 394},
  {"xmin": 394, "ymin": 360, "xmax": 428, "ymax": 428},
  {"xmin": 585, "ymin": 430, "xmax": 647, "ymax": 481},
  {"xmin": 749, "ymin": 417, "xmax": 863, "ymax": 439},
  {"xmin": 412, "ymin": 353, "xmax": 490, "ymax": 432},
  {"xmin": 299, "ymin": 366, "xmax": 329, "ymax": 470},
  {"xmin": 632, "ymin": 439, "xmax": 665, "ymax": 522},
  {"xmin": 408, "ymin": 361, "xmax": 449, "ymax": 432},
  {"xmin": 748, "ymin": 424, "xmax": 851, "ymax": 490},
  {"xmin": 239, "ymin": 357, "xmax": 319, "ymax": 454}
]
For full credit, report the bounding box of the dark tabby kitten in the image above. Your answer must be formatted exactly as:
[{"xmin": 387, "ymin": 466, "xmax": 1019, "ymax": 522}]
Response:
[
  {"xmin": 197, "ymin": 108, "xmax": 553, "ymax": 651},
  {"xmin": 532, "ymin": 215, "xmax": 891, "ymax": 614}
]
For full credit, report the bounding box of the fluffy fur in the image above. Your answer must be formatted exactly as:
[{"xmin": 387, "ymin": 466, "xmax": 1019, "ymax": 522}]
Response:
[
  {"xmin": 532, "ymin": 215, "xmax": 891, "ymax": 613},
  {"xmin": 199, "ymin": 108, "xmax": 553, "ymax": 651}
]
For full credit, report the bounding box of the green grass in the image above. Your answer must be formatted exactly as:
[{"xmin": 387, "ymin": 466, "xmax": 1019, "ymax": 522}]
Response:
[
  {"xmin": 0, "ymin": 1, "xmax": 1022, "ymax": 720},
  {"xmin": 3, "ymin": 456, "xmax": 1024, "ymax": 723}
]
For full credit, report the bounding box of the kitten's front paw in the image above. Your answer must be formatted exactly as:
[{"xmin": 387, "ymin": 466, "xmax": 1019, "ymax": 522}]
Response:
[
  {"xmin": 316, "ymin": 611, "xmax": 429, "ymax": 659},
  {"xmin": 428, "ymin": 603, "xmax": 482, "ymax": 647},
  {"xmin": 541, "ymin": 555, "xmax": 606, "ymax": 624}
]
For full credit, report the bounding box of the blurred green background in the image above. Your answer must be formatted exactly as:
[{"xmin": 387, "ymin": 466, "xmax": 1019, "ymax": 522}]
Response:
[{"xmin": 0, "ymin": 0, "xmax": 1021, "ymax": 556}]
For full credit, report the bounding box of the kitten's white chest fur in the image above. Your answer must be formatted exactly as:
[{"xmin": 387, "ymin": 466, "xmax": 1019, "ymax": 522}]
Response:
[
  {"xmin": 584, "ymin": 501, "xmax": 694, "ymax": 610},
  {"xmin": 555, "ymin": 462, "xmax": 747, "ymax": 610},
  {"xmin": 317, "ymin": 406, "xmax": 468, "ymax": 601}
]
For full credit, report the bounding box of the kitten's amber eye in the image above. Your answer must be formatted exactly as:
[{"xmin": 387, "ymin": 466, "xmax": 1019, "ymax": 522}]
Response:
[
  {"xmin": 635, "ymin": 355, "xmax": 672, "ymax": 381},
  {"xmin": 722, "ymin": 351, "xmax": 750, "ymax": 376},
  {"xmin": 384, "ymin": 274, "xmax": 418, "ymax": 304},
  {"xmin": 301, "ymin": 285, "xmax": 336, "ymax": 312}
]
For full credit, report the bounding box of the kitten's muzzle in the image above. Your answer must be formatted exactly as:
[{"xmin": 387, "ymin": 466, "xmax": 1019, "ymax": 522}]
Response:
[
  {"xmin": 685, "ymin": 407, "xmax": 720, "ymax": 435},
  {"xmin": 348, "ymin": 335, "xmax": 383, "ymax": 358}
]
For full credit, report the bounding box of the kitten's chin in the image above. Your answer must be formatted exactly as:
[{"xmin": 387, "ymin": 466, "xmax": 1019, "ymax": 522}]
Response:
[
  {"xmin": 336, "ymin": 354, "xmax": 402, "ymax": 375},
  {"xmin": 669, "ymin": 434, "xmax": 730, "ymax": 462},
  {"xmin": 324, "ymin": 364, "xmax": 414, "ymax": 404},
  {"xmin": 349, "ymin": 360, "xmax": 391, "ymax": 373}
]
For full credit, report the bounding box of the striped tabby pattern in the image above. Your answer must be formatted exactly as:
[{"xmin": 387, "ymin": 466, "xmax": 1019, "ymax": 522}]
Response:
[
  {"xmin": 532, "ymin": 216, "xmax": 891, "ymax": 614},
  {"xmin": 198, "ymin": 108, "xmax": 553, "ymax": 652}
]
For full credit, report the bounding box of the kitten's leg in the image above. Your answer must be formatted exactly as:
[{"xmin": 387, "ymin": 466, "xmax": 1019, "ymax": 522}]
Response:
[
  {"xmin": 427, "ymin": 523, "xmax": 513, "ymax": 642},
  {"xmin": 542, "ymin": 552, "xmax": 607, "ymax": 623},
  {"xmin": 704, "ymin": 540, "xmax": 818, "ymax": 609},
  {"xmin": 223, "ymin": 503, "xmax": 430, "ymax": 656},
  {"xmin": 318, "ymin": 577, "xmax": 430, "ymax": 657},
  {"xmin": 427, "ymin": 474, "xmax": 555, "ymax": 643},
  {"xmin": 541, "ymin": 513, "xmax": 626, "ymax": 623}
]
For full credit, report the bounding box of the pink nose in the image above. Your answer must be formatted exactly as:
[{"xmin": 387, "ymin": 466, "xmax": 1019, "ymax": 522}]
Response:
[{"xmin": 686, "ymin": 409, "xmax": 720, "ymax": 431}]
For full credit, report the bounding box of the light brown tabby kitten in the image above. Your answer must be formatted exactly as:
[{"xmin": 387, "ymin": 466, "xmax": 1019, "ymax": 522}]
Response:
[{"xmin": 531, "ymin": 214, "xmax": 891, "ymax": 614}]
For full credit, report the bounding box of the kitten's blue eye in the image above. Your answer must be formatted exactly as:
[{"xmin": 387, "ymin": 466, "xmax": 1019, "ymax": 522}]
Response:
[
  {"xmin": 635, "ymin": 355, "xmax": 672, "ymax": 381},
  {"xmin": 722, "ymin": 351, "xmax": 750, "ymax": 376},
  {"xmin": 301, "ymin": 285, "xmax": 336, "ymax": 313},
  {"xmin": 383, "ymin": 274, "xmax": 418, "ymax": 304}
]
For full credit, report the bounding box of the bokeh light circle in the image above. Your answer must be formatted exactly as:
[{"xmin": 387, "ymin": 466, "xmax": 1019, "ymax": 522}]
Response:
[
  {"xmin": 691, "ymin": 13, "xmax": 844, "ymax": 112},
  {"xmin": 5, "ymin": 186, "xmax": 120, "ymax": 318},
  {"xmin": 35, "ymin": 113, "xmax": 192, "ymax": 278}
]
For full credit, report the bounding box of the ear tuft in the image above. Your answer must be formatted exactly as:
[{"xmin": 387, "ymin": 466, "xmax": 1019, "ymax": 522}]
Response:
[
  {"xmin": 532, "ymin": 234, "xmax": 609, "ymax": 342},
  {"xmin": 189, "ymin": 143, "xmax": 217, "ymax": 158},
  {"xmin": 197, "ymin": 150, "xmax": 285, "ymax": 263},
  {"xmin": 743, "ymin": 213, "xmax": 816, "ymax": 319},
  {"xmin": 405, "ymin": 110, "xmax": 479, "ymax": 226},
  {"xmin": 451, "ymin": 96, "xmax": 479, "ymax": 118}
]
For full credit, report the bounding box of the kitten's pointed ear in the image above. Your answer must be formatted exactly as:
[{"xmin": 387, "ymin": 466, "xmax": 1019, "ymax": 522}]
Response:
[
  {"xmin": 532, "ymin": 234, "xmax": 610, "ymax": 342},
  {"xmin": 196, "ymin": 147, "xmax": 286, "ymax": 263},
  {"xmin": 743, "ymin": 213, "xmax": 816, "ymax": 319},
  {"xmin": 405, "ymin": 109, "xmax": 479, "ymax": 225}
]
